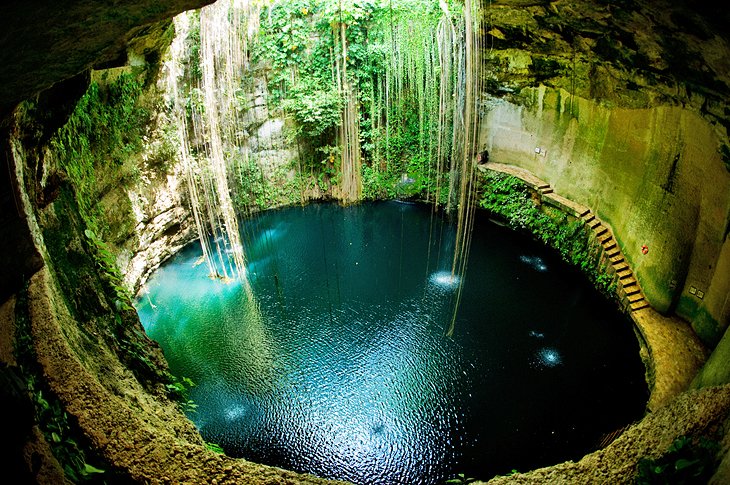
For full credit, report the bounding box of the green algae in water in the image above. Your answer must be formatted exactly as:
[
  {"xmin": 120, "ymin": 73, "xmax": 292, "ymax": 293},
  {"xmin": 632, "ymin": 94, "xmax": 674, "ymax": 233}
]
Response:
[{"xmin": 137, "ymin": 201, "xmax": 647, "ymax": 484}]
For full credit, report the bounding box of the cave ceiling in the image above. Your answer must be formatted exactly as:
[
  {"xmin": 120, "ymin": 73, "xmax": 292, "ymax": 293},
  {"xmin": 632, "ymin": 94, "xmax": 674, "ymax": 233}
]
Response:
[
  {"xmin": 0, "ymin": 0, "xmax": 216, "ymax": 119},
  {"xmin": 0, "ymin": 0, "xmax": 728, "ymax": 121}
]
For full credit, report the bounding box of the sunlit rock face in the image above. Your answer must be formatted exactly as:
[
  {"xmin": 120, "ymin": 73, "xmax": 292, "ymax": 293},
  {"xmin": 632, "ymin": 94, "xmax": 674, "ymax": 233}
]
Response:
[
  {"xmin": 120, "ymin": 164, "xmax": 195, "ymax": 293},
  {"xmin": 479, "ymin": 0, "xmax": 730, "ymax": 346}
]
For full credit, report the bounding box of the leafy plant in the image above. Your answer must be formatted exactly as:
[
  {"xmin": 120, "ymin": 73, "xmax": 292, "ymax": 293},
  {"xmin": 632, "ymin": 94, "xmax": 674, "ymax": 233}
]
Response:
[
  {"xmin": 282, "ymin": 79, "xmax": 343, "ymax": 140},
  {"xmin": 13, "ymin": 287, "xmax": 110, "ymax": 482},
  {"xmin": 479, "ymin": 172, "xmax": 616, "ymax": 298},
  {"xmin": 34, "ymin": 386, "xmax": 107, "ymax": 481},
  {"xmin": 635, "ymin": 435, "xmax": 720, "ymax": 484},
  {"xmin": 84, "ymin": 228, "xmax": 132, "ymax": 311},
  {"xmin": 206, "ymin": 442, "xmax": 225, "ymax": 454},
  {"xmin": 446, "ymin": 472, "xmax": 477, "ymax": 484},
  {"xmin": 50, "ymin": 72, "xmax": 149, "ymax": 237},
  {"xmin": 166, "ymin": 375, "xmax": 199, "ymax": 414}
]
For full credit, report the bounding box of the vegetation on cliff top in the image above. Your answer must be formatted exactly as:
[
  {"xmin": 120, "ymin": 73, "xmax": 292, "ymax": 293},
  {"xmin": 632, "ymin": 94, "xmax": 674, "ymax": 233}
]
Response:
[{"xmin": 170, "ymin": 0, "xmax": 477, "ymax": 210}]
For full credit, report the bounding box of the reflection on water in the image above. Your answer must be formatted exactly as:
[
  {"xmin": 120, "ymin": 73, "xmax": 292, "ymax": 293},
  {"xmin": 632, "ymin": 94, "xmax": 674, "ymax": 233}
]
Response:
[
  {"xmin": 533, "ymin": 347, "xmax": 563, "ymax": 368},
  {"xmin": 137, "ymin": 201, "xmax": 647, "ymax": 484},
  {"xmin": 519, "ymin": 254, "xmax": 548, "ymax": 272},
  {"xmin": 429, "ymin": 271, "xmax": 461, "ymax": 290}
]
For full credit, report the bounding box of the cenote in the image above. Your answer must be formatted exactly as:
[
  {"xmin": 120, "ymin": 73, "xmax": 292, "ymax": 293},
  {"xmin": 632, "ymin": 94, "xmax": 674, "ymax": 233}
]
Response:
[{"xmin": 136, "ymin": 201, "xmax": 647, "ymax": 484}]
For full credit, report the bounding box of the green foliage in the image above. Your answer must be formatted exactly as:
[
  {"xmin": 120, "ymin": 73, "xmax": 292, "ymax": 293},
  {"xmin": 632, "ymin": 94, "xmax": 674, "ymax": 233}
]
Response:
[
  {"xmin": 47, "ymin": 72, "xmax": 149, "ymax": 316},
  {"xmin": 82, "ymin": 224, "xmax": 163, "ymax": 383},
  {"xmin": 259, "ymin": 1, "xmax": 312, "ymax": 62},
  {"xmin": 50, "ymin": 73, "xmax": 148, "ymax": 235},
  {"xmin": 206, "ymin": 442, "xmax": 225, "ymax": 454},
  {"xmin": 362, "ymin": 164, "xmax": 398, "ymax": 199},
  {"xmin": 33, "ymin": 384, "xmax": 107, "ymax": 481},
  {"xmin": 233, "ymin": 157, "xmax": 304, "ymax": 211},
  {"xmin": 254, "ymin": 0, "xmax": 386, "ymax": 89},
  {"xmin": 636, "ymin": 436, "xmax": 720, "ymax": 484},
  {"xmin": 84, "ymin": 229, "xmax": 133, "ymax": 312},
  {"xmin": 282, "ymin": 79, "xmax": 343, "ymax": 140},
  {"xmin": 166, "ymin": 375, "xmax": 199, "ymax": 414},
  {"xmin": 173, "ymin": 0, "xmax": 463, "ymax": 203},
  {"xmin": 253, "ymin": 0, "xmax": 442, "ymax": 199},
  {"xmin": 185, "ymin": 11, "xmax": 203, "ymax": 82},
  {"xmin": 316, "ymin": 144, "xmax": 342, "ymax": 189},
  {"xmin": 445, "ymin": 472, "xmax": 477, "ymax": 484},
  {"xmin": 479, "ymin": 172, "xmax": 615, "ymax": 296},
  {"xmin": 235, "ymin": 157, "xmax": 271, "ymax": 210},
  {"xmin": 252, "ymin": 0, "xmax": 377, "ymax": 189}
]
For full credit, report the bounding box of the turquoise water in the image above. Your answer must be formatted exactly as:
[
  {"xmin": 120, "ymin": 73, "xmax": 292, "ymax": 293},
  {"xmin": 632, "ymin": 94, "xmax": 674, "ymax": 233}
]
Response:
[{"xmin": 137, "ymin": 201, "xmax": 647, "ymax": 484}]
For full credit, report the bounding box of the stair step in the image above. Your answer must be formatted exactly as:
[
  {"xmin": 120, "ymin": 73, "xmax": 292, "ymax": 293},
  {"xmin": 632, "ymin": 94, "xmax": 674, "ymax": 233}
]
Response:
[
  {"xmin": 594, "ymin": 226, "xmax": 609, "ymax": 237},
  {"xmin": 621, "ymin": 276, "xmax": 637, "ymax": 287},
  {"xmin": 623, "ymin": 285, "xmax": 641, "ymax": 296},
  {"xmin": 609, "ymin": 254, "xmax": 625, "ymax": 264},
  {"xmin": 583, "ymin": 214, "xmax": 596, "ymax": 224},
  {"xmin": 597, "ymin": 233, "xmax": 613, "ymax": 244},
  {"xmin": 588, "ymin": 218, "xmax": 601, "ymax": 229},
  {"xmin": 579, "ymin": 208, "xmax": 591, "ymax": 217},
  {"xmin": 618, "ymin": 271, "xmax": 633, "ymax": 281},
  {"xmin": 541, "ymin": 188, "xmax": 554, "ymax": 194},
  {"xmin": 631, "ymin": 301, "xmax": 649, "ymax": 311},
  {"xmin": 537, "ymin": 183, "xmax": 550, "ymax": 190},
  {"xmin": 606, "ymin": 249, "xmax": 620, "ymax": 258},
  {"xmin": 613, "ymin": 261, "xmax": 629, "ymax": 272},
  {"xmin": 604, "ymin": 241, "xmax": 618, "ymax": 251},
  {"xmin": 628, "ymin": 293, "xmax": 644, "ymax": 303}
]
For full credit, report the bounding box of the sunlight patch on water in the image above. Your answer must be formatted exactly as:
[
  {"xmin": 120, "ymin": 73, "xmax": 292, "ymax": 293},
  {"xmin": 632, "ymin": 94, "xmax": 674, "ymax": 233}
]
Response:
[
  {"xmin": 532, "ymin": 347, "xmax": 563, "ymax": 368},
  {"xmin": 429, "ymin": 271, "xmax": 460, "ymax": 290},
  {"xmin": 224, "ymin": 404, "xmax": 249, "ymax": 422},
  {"xmin": 519, "ymin": 255, "xmax": 548, "ymax": 272}
]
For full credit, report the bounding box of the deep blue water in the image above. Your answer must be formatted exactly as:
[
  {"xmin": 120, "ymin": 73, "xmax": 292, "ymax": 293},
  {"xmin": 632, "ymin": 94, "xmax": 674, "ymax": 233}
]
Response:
[{"xmin": 136, "ymin": 201, "xmax": 647, "ymax": 484}]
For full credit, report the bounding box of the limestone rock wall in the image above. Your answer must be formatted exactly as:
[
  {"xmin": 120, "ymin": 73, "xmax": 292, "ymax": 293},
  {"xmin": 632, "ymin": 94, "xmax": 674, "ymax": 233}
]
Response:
[
  {"xmin": 241, "ymin": 77, "xmax": 298, "ymax": 176},
  {"xmin": 480, "ymin": 86, "xmax": 730, "ymax": 345},
  {"xmin": 118, "ymin": 158, "xmax": 195, "ymax": 294},
  {"xmin": 479, "ymin": 0, "xmax": 730, "ymax": 347},
  {"xmin": 107, "ymin": 45, "xmax": 299, "ymax": 293}
]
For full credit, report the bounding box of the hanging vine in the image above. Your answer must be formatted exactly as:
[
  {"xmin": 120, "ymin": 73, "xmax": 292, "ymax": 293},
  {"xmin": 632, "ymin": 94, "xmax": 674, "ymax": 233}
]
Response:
[
  {"xmin": 165, "ymin": 0, "xmax": 484, "ymax": 331},
  {"xmin": 166, "ymin": 1, "xmax": 259, "ymax": 287}
]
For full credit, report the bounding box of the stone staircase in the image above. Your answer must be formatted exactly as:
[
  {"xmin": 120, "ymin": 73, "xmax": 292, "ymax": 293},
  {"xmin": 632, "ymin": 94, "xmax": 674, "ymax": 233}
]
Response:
[
  {"xmin": 480, "ymin": 162, "xmax": 649, "ymax": 313},
  {"xmin": 579, "ymin": 209, "xmax": 649, "ymax": 312},
  {"xmin": 536, "ymin": 182, "xmax": 553, "ymax": 195}
]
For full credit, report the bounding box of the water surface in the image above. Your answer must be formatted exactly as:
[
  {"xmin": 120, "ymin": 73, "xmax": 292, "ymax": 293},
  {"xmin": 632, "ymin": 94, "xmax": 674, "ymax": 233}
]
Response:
[{"xmin": 137, "ymin": 201, "xmax": 647, "ymax": 484}]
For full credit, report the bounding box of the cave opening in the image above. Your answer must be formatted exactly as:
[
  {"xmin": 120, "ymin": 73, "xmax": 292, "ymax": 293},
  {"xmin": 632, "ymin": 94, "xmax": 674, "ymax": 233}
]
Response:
[{"xmin": 3, "ymin": 0, "xmax": 730, "ymax": 483}]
